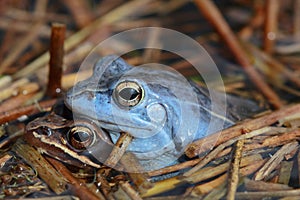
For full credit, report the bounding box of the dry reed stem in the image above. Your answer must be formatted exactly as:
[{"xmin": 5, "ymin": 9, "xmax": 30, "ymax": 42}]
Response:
[
  {"xmin": 47, "ymin": 157, "xmax": 105, "ymax": 200},
  {"xmin": 184, "ymin": 127, "xmax": 270, "ymax": 176},
  {"xmin": 0, "ymin": 99, "xmax": 56, "ymax": 124},
  {"xmin": 193, "ymin": 0, "xmax": 282, "ymax": 109},
  {"xmin": 119, "ymin": 181, "xmax": 143, "ymax": 200},
  {"xmin": 12, "ymin": 140, "xmax": 68, "ymax": 194},
  {"xmin": 278, "ymin": 161, "xmax": 293, "ymax": 185},
  {"xmin": 186, "ymin": 103, "xmax": 300, "ymax": 158},
  {"xmin": 142, "ymin": 155, "xmax": 263, "ymax": 197},
  {"xmin": 104, "ymin": 132, "xmax": 132, "ymax": 167},
  {"xmin": 263, "ymin": 0, "xmax": 279, "ymax": 53},
  {"xmin": 13, "ymin": 0, "xmax": 153, "ymax": 79},
  {"xmin": 46, "ymin": 23, "xmax": 65, "ymax": 98},
  {"xmin": 0, "ymin": 0, "xmax": 48, "ymax": 74},
  {"xmin": 244, "ymin": 178, "xmax": 292, "ymax": 191},
  {"xmin": 236, "ymin": 189, "xmax": 300, "ymax": 199},
  {"xmin": 254, "ymin": 141, "xmax": 299, "ymax": 181},
  {"xmin": 226, "ymin": 139, "xmax": 245, "ymax": 200}
]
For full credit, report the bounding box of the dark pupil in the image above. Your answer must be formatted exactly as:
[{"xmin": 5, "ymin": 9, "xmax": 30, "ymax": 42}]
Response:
[
  {"xmin": 73, "ymin": 131, "xmax": 90, "ymax": 142},
  {"xmin": 119, "ymin": 88, "xmax": 139, "ymax": 101}
]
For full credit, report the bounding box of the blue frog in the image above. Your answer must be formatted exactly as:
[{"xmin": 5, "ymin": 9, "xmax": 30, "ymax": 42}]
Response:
[{"xmin": 64, "ymin": 55, "xmax": 260, "ymax": 171}]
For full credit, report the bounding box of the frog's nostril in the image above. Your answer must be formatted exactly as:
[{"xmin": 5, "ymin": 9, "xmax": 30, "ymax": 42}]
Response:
[{"xmin": 147, "ymin": 104, "xmax": 166, "ymax": 124}]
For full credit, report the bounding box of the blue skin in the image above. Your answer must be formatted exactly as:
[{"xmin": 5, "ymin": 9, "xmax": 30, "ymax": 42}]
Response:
[{"xmin": 65, "ymin": 55, "xmax": 259, "ymax": 170}]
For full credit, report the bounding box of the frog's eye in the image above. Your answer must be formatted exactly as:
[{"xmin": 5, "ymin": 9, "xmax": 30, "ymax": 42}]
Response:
[
  {"xmin": 113, "ymin": 81, "xmax": 144, "ymax": 107},
  {"xmin": 67, "ymin": 126, "xmax": 95, "ymax": 151}
]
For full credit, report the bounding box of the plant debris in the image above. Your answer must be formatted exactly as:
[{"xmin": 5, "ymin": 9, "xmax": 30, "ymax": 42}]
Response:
[{"xmin": 0, "ymin": 1, "xmax": 300, "ymax": 199}]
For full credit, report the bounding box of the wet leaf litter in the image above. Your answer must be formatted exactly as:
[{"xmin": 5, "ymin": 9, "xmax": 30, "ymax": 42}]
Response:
[{"xmin": 0, "ymin": 0, "xmax": 299, "ymax": 199}]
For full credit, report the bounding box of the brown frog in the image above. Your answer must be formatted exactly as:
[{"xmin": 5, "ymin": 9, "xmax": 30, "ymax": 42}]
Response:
[{"xmin": 24, "ymin": 107, "xmax": 113, "ymax": 169}]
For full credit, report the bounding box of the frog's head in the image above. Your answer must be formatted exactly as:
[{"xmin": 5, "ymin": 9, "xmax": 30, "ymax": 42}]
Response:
[{"xmin": 65, "ymin": 55, "xmax": 199, "ymax": 168}]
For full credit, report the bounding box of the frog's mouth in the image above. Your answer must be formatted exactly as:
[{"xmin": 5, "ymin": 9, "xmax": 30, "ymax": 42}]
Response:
[{"xmin": 96, "ymin": 119, "xmax": 152, "ymax": 132}]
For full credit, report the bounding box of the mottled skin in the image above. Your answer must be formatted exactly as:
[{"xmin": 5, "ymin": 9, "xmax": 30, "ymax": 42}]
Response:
[{"xmin": 65, "ymin": 55, "xmax": 259, "ymax": 170}]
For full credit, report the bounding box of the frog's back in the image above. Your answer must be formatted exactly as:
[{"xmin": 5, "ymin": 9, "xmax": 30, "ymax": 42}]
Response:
[{"xmin": 191, "ymin": 80, "xmax": 262, "ymax": 139}]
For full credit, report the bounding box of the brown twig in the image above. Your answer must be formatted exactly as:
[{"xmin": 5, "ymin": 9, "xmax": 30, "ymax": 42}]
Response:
[
  {"xmin": 96, "ymin": 171, "xmax": 113, "ymax": 199},
  {"xmin": 244, "ymin": 178, "xmax": 292, "ymax": 191},
  {"xmin": 226, "ymin": 139, "xmax": 245, "ymax": 200},
  {"xmin": 104, "ymin": 132, "xmax": 133, "ymax": 167},
  {"xmin": 192, "ymin": 174, "xmax": 228, "ymax": 196},
  {"xmin": 190, "ymin": 158, "xmax": 266, "ymax": 196},
  {"xmin": 236, "ymin": 189, "xmax": 300, "ymax": 199},
  {"xmin": 278, "ymin": 161, "xmax": 293, "ymax": 185},
  {"xmin": 4, "ymin": 7, "xmax": 71, "ymax": 24},
  {"xmin": 13, "ymin": 0, "xmax": 153, "ymax": 79},
  {"xmin": 62, "ymin": 25, "xmax": 111, "ymax": 74},
  {"xmin": 46, "ymin": 157, "xmax": 105, "ymax": 200},
  {"xmin": 46, "ymin": 23, "xmax": 65, "ymax": 98},
  {"xmin": 0, "ymin": 17, "xmax": 51, "ymax": 37},
  {"xmin": 254, "ymin": 141, "xmax": 299, "ymax": 181},
  {"xmin": 184, "ymin": 127, "xmax": 270, "ymax": 176},
  {"xmin": 143, "ymin": 155, "xmax": 263, "ymax": 197},
  {"xmin": 239, "ymin": 0, "xmax": 265, "ymax": 40},
  {"xmin": 62, "ymin": 70, "xmax": 92, "ymax": 90},
  {"xmin": 0, "ymin": 154, "xmax": 12, "ymax": 166},
  {"xmin": 0, "ymin": 92, "xmax": 38, "ymax": 113},
  {"xmin": 185, "ymin": 103, "xmax": 300, "ymax": 158},
  {"xmin": 0, "ymin": 22, "xmax": 44, "ymax": 75},
  {"xmin": 141, "ymin": 177, "xmax": 180, "ymax": 198},
  {"xmin": 112, "ymin": 18, "xmax": 159, "ymax": 32},
  {"xmin": 12, "ymin": 140, "xmax": 68, "ymax": 194},
  {"xmin": 184, "ymin": 139, "xmax": 232, "ymax": 177},
  {"xmin": 263, "ymin": 0, "xmax": 280, "ymax": 53},
  {"xmin": 0, "ymin": 0, "xmax": 48, "ymax": 75},
  {"xmin": 0, "ymin": 98, "xmax": 56, "ymax": 124},
  {"xmin": 0, "ymin": 78, "xmax": 28, "ymax": 101},
  {"xmin": 120, "ymin": 153, "xmax": 154, "ymax": 194},
  {"xmin": 218, "ymin": 127, "xmax": 294, "ymax": 156},
  {"xmin": 0, "ymin": 125, "xmax": 24, "ymax": 148},
  {"xmin": 244, "ymin": 128, "xmax": 300, "ymax": 151},
  {"xmin": 203, "ymin": 182, "xmax": 227, "ymax": 200},
  {"xmin": 148, "ymin": 158, "xmax": 201, "ymax": 177},
  {"xmin": 119, "ymin": 181, "xmax": 143, "ymax": 200},
  {"xmin": 193, "ymin": 0, "xmax": 282, "ymax": 109},
  {"xmin": 244, "ymin": 41, "xmax": 300, "ymax": 88},
  {"xmin": 93, "ymin": 0, "xmax": 124, "ymax": 19}
]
